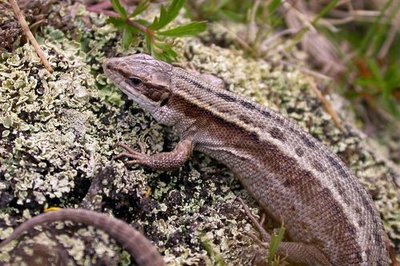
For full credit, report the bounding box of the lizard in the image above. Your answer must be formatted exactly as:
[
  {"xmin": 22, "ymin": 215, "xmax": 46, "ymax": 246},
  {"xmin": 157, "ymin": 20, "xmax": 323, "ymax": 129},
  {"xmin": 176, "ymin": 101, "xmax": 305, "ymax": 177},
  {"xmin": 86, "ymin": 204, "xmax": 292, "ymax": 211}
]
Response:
[
  {"xmin": 102, "ymin": 53, "xmax": 391, "ymax": 265},
  {"xmin": 0, "ymin": 208, "xmax": 165, "ymax": 266},
  {"xmin": 0, "ymin": 53, "xmax": 391, "ymax": 265}
]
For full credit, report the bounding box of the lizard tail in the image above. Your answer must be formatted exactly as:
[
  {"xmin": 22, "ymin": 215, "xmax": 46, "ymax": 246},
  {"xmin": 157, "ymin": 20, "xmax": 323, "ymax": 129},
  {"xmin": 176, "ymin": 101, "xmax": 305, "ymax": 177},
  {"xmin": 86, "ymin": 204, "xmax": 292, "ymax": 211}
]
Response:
[{"xmin": 0, "ymin": 208, "xmax": 165, "ymax": 266}]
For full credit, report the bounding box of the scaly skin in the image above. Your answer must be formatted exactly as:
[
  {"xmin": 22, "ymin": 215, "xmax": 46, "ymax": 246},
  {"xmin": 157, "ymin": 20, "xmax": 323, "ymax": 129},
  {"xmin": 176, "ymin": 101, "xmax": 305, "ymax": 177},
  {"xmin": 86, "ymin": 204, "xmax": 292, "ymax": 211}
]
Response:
[
  {"xmin": 103, "ymin": 54, "xmax": 390, "ymax": 265},
  {"xmin": 0, "ymin": 209, "xmax": 164, "ymax": 266}
]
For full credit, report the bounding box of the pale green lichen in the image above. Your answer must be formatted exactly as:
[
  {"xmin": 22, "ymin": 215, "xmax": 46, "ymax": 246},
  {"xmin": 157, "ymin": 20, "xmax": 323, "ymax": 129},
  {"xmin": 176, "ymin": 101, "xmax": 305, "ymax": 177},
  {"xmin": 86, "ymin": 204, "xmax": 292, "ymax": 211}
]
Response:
[{"xmin": 0, "ymin": 2, "xmax": 399, "ymax": 265}]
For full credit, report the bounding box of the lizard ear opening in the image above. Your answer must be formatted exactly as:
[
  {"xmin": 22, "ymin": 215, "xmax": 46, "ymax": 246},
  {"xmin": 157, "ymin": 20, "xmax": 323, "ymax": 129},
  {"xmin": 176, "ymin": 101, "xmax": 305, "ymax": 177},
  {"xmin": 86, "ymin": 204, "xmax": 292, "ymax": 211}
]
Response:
[
  {"xmin": 146, "ymin": 88, "xmax": 171, "ymax": 106},
  {"xmin": 160, "ymin": 98, "xmax": 169, "ymax": 107},
  {"xmin": 159, "ymin": 92, "xmax": 170, "ymax": 107}
]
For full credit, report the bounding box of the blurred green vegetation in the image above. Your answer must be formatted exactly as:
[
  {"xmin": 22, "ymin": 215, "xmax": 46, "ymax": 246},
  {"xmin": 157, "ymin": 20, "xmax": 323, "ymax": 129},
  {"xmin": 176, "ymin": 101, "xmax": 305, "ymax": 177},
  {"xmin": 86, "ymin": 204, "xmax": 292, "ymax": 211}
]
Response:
[
  {"xmin": 342, "ymin": 1, "xmax": 400, "ymax": 118},
  {"xmin": 109, "ymin": 0, "xmax": 207, "ymax": 62},
  {"xmin": 268, "ymin": 225, "xmax": 285, "ymax": 266},
  {"xmin": 105, "ymin": 0, "xmax": 399, "ymax": 120},
  {"xmin": 186, "ymin": 0, "xmax": 400, "ymax": 120}
]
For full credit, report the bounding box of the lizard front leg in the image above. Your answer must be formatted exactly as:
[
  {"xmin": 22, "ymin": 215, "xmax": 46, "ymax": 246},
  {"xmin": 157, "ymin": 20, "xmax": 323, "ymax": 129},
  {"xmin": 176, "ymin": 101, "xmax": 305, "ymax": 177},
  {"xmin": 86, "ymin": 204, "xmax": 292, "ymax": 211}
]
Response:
[{"xmin": 117, "ymin": 138, "xmax": 193, "ymax": 171}]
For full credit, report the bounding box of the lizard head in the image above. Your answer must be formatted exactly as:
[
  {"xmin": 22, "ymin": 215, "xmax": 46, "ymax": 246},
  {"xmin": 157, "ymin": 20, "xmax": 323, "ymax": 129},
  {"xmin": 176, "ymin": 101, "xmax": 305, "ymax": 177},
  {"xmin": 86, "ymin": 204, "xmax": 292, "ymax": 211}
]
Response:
[{"xmin": 103, "ymin": 54, "xmax": 173, "ymax": 113}]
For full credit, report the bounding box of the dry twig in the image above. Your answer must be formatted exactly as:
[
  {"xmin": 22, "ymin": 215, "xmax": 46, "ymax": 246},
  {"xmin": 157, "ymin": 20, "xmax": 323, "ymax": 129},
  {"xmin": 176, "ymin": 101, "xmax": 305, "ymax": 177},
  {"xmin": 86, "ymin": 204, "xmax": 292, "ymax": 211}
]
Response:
[{"xmin": 9, "ymin": 0, "xmax": 53, "ymax": 73}]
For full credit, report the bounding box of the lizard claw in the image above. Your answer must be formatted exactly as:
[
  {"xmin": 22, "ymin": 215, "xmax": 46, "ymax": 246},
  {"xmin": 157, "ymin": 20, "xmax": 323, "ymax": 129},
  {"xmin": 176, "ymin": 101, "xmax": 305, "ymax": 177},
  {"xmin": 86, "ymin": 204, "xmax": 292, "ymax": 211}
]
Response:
[
  {"xmin": 126, "ymin": 160, "xmax": 141, "ymax": 165},
  {"xmin": 118, "ymin": 143, "xmax": 139, "ymax": 154},
  {"xmin": 116, "ymin": 143, "xmax": 149, "ymax": 165}
]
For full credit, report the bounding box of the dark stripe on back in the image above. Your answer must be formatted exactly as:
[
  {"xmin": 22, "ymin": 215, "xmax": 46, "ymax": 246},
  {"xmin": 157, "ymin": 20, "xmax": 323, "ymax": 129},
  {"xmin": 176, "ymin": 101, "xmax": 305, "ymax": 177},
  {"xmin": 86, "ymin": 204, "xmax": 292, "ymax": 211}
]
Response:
[
  {"xmin": 216, "ymin": 92, "xmax": 236, "ymax": 102},
  {"xmin": 311, "ymin": 160, "xmax": 326, "ymax": 172},
  {"xmin": 269, "ymin": 127, "xmax": 286, "ymax": 141},
  {"xmin": 240, "ymin": 100, "xmax": 256, "ymax": 110},
  {"xmin": 299, "ymin": 133, "xmax": 317, "ymax": 148},
  {"xmin": 174, "ymin": 71, "xmax": 290, "ymax": 129},
  {"xmin": 261, "ymin": 109, "xmax": 272, "ymax": 118},
  {"xmin": 175, "ymin": 73, "xmax": 213, "ymax": 93},
  {"xmin": 295, "ymin": 147, "xmax": 304, "ymax": 157},
  {"xmin": 326, "ymin": 154, "xmax": 351, "ymax": 180}
]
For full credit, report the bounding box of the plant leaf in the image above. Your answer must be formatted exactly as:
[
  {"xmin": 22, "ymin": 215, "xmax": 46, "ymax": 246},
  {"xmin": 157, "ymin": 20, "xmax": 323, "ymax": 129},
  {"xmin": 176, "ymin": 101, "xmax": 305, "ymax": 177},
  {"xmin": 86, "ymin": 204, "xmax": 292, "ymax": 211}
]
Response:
[
  {"xmin": 130, "ymin": 0, "xmax": 150, "ymax": 18},
  {"xmin": 382, "ymin": 97, "xmax": 400, "ymax": 117},
  {"xmin": 268, "ymin": 0, "xmax": 282, "ymax": 14},
  {"xmin": 150, "ymin": 0, "xmax": 185, "ymax": 30},
  {"xmin": 199, "ymin": 234, "xmax": 226, "ymax": 266},
  {"xmin": 157, "ymin": 21, "xmax": 207, "ymax": 37},
  {"xmin": 268, "ymin": 225, "xmax": 285, "ymax": 266},
  {"xmin": 122, "ymin": 26, "xmax": 135, "ymax": 49},
  {"xmin": 358, "ymin": 0, "xmax": 393, "ymax": 55},
  {"xmin": 367, "ymin": 59, "xmax": 385, "ymax": 90},
  {"xmin": 133, "ymin": 19, "xmax": 151, "ymax": 27},
  {"xmin": 111, "ymin": 0, "xmax": 127, "ymax": 19},
  {"xmin": 108, "ymin": 17, "xmax": 126, "ymax": 28},
  {"xmin": 145, "ymin": 33, "xmax": 153, "ymax": 55},
  {"xmin": 152, "ymin": 40, "xmax": 177, "ymax": 62}
]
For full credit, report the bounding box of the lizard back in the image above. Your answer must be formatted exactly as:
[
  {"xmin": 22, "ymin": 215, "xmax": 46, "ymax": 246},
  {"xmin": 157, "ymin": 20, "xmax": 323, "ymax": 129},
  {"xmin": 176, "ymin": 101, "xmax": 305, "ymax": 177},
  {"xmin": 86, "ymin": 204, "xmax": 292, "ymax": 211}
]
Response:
[{"xmin": 170, "ymin": 67, "xmax": 389, "ymax": 265}]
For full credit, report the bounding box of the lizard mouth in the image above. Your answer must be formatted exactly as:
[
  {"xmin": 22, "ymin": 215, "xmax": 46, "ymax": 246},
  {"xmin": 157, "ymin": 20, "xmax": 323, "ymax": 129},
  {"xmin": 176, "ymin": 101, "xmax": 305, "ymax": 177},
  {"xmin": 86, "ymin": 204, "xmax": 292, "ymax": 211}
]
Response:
[
  {"xmin": 102, "ymin": 59, "xmax": 158, "ymax": 113},
  {"xmin": 102, "ymin": 59, "xmax": 128, "ymax": 87}
]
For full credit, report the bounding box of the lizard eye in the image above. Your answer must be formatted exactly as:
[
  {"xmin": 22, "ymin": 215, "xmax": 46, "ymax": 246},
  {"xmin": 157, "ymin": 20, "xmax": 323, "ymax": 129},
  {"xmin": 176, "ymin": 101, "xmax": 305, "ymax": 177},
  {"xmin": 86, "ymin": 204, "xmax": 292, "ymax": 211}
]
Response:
[{"xmin": 129, "ymin": 77, "xmax": 142, "ymax": 85}]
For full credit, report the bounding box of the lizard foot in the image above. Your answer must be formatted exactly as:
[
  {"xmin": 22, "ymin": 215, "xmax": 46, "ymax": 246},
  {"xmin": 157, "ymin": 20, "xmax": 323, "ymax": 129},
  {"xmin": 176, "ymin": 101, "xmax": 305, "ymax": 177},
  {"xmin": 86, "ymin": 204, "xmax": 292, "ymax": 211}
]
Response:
[{"xmin": 116, "ymin": 142, "xmax": 150, "ymax": 165}]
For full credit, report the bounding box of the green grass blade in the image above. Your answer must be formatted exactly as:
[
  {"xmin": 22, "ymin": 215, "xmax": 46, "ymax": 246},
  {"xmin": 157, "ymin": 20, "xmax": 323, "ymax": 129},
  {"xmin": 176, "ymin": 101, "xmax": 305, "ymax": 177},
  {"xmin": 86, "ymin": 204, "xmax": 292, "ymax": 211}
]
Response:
[
  {"xmin": 111, "ymin": 0, "xmax": 127, "ymax": 19},
  {"xmin": 268, "ymin": 225, "xmax": 285, "ymax": 266},
  {"xmin": 157, "ymin": 21, "xmax": 207, "ymax": 37},
  {"xmin": 130, "ymin": 0, "xmax": 150, "ymax": 18},
  {"xmin": 150, "ymin": 0, "xmax": 185, "ymax": 30},
  {"xmin": 312, "ymin": 0, "xmax": 340, "ymax": 26}
]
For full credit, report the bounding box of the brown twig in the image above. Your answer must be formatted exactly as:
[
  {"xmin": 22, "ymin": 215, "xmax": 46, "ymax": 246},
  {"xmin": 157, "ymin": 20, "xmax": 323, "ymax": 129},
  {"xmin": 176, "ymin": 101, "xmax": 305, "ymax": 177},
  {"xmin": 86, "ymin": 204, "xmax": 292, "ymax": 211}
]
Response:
[
  {"xmin": 237, "ymin": 197, "xmax": 271, "ymax": 242},
  {"xmin": 87, "ymin": 7, "xmax": 149, "ymax": 34},
  {"xmin": 308, "ymin": 81, "xmax": 343, "ymax": 130},
  {"xmin": 9, "ymin": 0, "xmax": 53, "ymax": 73}
]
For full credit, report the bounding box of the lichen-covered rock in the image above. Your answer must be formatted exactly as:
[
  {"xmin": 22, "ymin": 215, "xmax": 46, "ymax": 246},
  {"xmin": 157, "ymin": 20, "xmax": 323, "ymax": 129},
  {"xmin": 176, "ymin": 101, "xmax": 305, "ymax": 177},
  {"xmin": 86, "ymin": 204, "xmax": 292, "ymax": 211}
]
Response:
[{"xmin": 0, "ymin": 2, "xmax": 399, "ymax": 265}]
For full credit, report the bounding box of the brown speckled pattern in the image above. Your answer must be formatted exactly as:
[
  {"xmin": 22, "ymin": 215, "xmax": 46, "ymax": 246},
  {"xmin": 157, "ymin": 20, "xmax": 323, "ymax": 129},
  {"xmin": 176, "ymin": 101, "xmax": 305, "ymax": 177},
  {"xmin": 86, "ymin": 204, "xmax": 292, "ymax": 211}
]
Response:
[{"xmin": 102, "ymin": 54, "xmax": 391, "ymax": 265}]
